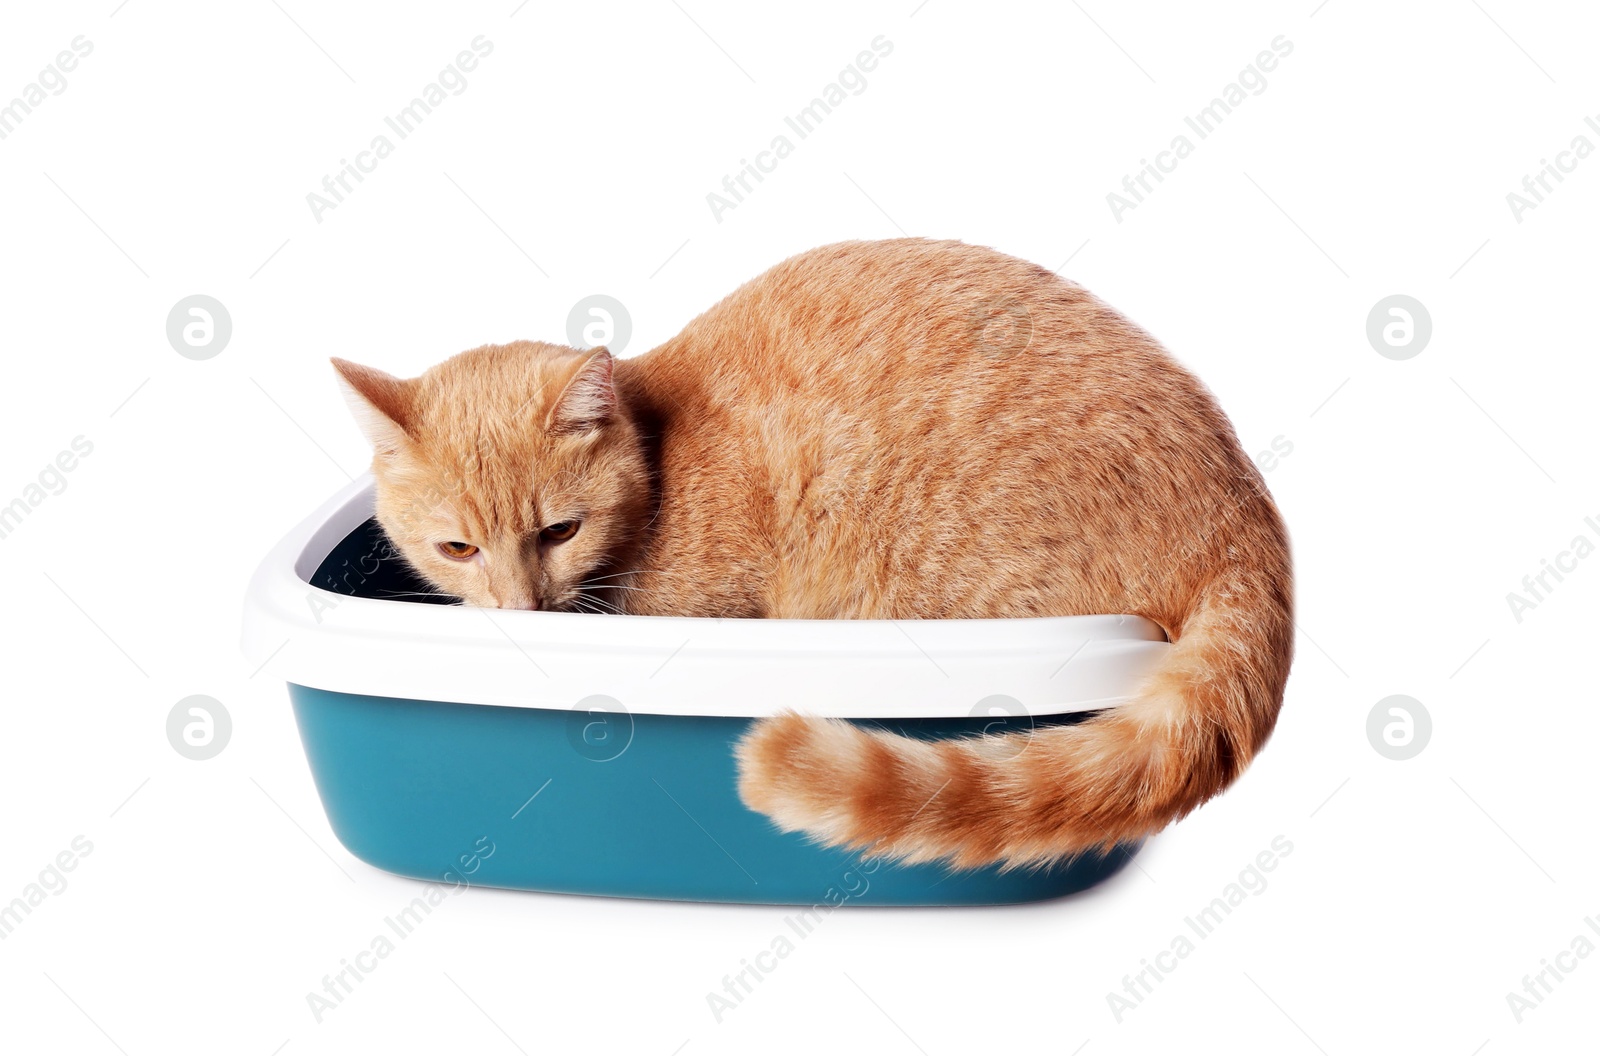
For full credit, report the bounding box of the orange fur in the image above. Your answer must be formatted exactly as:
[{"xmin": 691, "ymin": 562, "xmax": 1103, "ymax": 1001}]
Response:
[{"xmin": 334, "ymin": 238, "xmax": 1293, "ymax": 868}]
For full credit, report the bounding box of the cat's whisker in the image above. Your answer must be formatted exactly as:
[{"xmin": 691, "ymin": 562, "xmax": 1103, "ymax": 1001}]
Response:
[
  {"xmin": 578, "ymin": 570, "xmax": 639, "ymax": 584},
  {"xmin": 577, "ymin": 594, "xmax": 629, "ymax": 615},
  {"xmin": 580, "ymin": 567, "xmax": 692, "ymax": 585},
  {"xmin": 567, "ymin": 594, "xmax": 628, "ymax": 616}
]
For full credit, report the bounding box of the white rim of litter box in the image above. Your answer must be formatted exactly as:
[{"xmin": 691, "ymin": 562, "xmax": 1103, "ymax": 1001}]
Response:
[{"xmin": 241, "ymin": 475, "xmax": 1170, "ymax": 718}]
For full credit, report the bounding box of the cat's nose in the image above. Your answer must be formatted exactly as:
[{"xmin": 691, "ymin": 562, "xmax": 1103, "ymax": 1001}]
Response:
[{"xmin": 507, "ymin": 598, "xmax": 541, "ymax": 611}]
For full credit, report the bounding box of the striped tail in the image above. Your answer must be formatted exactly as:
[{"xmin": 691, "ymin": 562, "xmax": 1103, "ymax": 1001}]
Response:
[{"xmin": 734, "ymin": 566, "xmax": 1293, "ymax": 868}]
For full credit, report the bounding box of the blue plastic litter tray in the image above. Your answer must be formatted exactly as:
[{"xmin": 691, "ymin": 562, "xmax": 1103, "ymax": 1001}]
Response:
[{"xmin": 242, "ymin": 476, "xmax": 1170, "ymax": 905}]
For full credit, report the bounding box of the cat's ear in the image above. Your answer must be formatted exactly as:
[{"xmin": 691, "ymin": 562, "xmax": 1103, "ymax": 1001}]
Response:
[
  {"xmin": 547, "ymin": 348, "xmax": 615, "ymax": 436},
  {"xmin": 331, "ymin": 358, "xmax": 415, "ymax": 456}
]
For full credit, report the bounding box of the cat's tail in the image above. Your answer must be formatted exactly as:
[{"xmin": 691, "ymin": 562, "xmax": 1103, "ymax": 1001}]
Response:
[{"xmin": 734, "ymin": 567, "xmax": 1293, "ymax": 868}]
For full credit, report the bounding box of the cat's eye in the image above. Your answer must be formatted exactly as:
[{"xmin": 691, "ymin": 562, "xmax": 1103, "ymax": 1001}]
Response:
[
  {"xmin": 437, "ymin": 541, "xmax": 479, "ymax": 560},
  {"xmin": 541, "ymin": 521, "xmax": 580, "ymax": 543}
]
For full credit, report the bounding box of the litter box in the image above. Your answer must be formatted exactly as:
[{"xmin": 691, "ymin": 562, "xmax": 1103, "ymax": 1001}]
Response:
[{"xmin": 241, "ymin": 475, "xmax": 1171, "ymax": 906}]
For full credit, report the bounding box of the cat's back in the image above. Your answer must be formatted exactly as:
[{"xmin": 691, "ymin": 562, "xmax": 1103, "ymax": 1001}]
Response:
[
  {"xmin": 650, "ymin": 238, "xmax": 1184, "ymax": 405},
  {"xmin": 623, "ymin": 238, "xmax": 1255, "ymax": 620},
  {"xmin": 634, "ymin": 238, "xmax": 1216, "ymax": 460}
]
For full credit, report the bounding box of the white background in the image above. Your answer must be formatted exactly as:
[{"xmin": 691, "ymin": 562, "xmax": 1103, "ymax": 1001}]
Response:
[{"xmin": 1, "ymin": 0, "xmax": 1595, "ymax": 1052}]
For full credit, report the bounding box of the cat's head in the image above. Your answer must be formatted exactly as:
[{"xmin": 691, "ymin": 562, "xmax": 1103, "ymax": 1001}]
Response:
[{"xmin": 332, "ymin": 342, "xmax": 652, "ymax": 610}]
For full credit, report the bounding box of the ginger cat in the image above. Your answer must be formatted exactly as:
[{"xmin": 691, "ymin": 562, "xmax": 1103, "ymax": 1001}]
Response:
[{"xmin": 332, "ymin": 238, "xmax": 1293, "ymax": 868}]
